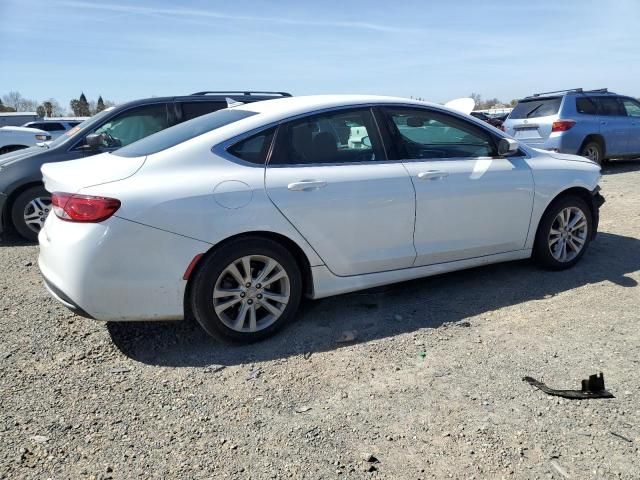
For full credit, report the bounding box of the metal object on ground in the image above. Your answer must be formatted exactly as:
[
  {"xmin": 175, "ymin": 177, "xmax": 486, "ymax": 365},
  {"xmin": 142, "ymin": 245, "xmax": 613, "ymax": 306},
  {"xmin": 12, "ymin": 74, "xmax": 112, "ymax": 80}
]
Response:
[{"xmin": 523, "ymin": 372, "xmax": 614, "ymax": 399}]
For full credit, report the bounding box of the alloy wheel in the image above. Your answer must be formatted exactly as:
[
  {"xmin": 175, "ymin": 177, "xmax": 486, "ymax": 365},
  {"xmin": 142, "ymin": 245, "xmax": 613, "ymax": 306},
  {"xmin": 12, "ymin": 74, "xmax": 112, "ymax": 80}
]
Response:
[
  {"xmin": 583, "ymin": 145, "xmax": 600, "ymax": 163},
  {"xmin": 23, "ymin": 196, "xmax": 52, "ymax": 234},
  {"xmin": 213, "ymin": 255, "xmax": 290, "ymax": 333},
  {"xmin": 548, "ymin": 207, "xmax": 588, "ymax": 262}
]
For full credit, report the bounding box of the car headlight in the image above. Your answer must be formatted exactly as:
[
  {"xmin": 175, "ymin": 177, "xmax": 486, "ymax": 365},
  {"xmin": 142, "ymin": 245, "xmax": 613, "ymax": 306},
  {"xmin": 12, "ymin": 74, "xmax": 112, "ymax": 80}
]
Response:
[{"xmin": 35, "ymin": 134, "xmax": 51, "ymax": 141}]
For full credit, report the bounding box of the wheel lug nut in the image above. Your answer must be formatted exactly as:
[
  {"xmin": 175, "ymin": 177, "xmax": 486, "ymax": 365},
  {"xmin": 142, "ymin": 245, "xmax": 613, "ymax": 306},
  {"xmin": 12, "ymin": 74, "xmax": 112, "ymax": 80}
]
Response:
[
  {"xmin": 256, "ymin": 284, "xmax": 261, "ymax": 289},
  {"xmin": 257, "ymin": 294, "xmax": 262, "ymax": 299},
  {"xmin": 245, "ymin": 282, "xmax": 251, "ymax": 288},
  {"xmin": 240, "ymin": 292, "xmax": 245, "ymax": 298},
  {"xmin": 247, "ymin": 299, "xmax": 253, "ymax": 305}
]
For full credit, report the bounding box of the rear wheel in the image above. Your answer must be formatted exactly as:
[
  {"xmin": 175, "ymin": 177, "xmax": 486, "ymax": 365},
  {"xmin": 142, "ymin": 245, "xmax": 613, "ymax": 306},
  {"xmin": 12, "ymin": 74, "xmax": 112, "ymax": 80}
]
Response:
[
  {"xmin": 190, "ymin": 238, "xmax": 303, "ymax": 343},
  {"xmin": 10, "ymin": 186, "xmax": 52, "ymax": 241},
  {"xmin": 534, "ymin": 195, "xmax": 592, "ymax": 270},
  {"xmin": 580, "ymin": 141, "xmax": 603, "ymax": 165}
]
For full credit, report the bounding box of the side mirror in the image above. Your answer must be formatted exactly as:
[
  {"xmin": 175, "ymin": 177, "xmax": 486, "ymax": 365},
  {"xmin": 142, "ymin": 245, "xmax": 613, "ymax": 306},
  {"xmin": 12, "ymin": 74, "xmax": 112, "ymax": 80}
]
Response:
[
  {"xmin": 85, "ymin": 133, "xmax": 103, "ymax": 150},
  {"xmin": 498, "ymin": 137, "xmax": 519, "ymax": 156}
]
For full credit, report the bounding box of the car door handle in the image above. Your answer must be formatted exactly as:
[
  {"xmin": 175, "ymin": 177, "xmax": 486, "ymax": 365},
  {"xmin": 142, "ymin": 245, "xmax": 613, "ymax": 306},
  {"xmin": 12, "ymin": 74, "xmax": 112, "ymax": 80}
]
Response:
[
  {"xmin": 287, "ymin": 180, "xmax": 328, "ymax": 191},
  {"xmin": 417, "ymin": 170, "xmax": 449, "ymax": 180}
]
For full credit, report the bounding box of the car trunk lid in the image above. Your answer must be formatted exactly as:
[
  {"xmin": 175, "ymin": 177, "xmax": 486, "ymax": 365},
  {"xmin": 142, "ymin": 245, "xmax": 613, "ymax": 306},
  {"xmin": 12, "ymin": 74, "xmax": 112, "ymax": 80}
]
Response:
[{"xmin": 41, "ymin": 152, "xmax": 147, "ymax": 194}]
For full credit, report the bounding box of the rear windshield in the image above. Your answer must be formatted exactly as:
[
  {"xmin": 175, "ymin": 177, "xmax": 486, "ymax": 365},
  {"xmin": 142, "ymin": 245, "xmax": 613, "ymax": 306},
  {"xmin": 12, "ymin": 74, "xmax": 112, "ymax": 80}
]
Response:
[
  {"xmin": 509, "ymin": 97, "xmax": 562, "ymax": 119},
  {"xmin": 113, "ymin": 109, "xmax": 257, "ymax": 157}
]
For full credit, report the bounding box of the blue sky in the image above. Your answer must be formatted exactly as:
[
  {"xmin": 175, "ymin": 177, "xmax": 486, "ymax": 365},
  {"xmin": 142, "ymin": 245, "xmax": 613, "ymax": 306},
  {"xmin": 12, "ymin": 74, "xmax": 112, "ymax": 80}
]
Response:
[{"xmin": 1, "ymin": 0, "xmax": 638, "ymax": 108}]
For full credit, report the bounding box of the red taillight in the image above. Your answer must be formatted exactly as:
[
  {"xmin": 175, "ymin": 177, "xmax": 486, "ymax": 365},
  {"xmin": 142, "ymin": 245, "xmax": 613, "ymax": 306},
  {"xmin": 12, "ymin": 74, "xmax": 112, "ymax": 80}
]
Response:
[
  {"xmin": 551, "ymin": 120, "xmax": 576, "ymax": 132},
  {"xmin": 51, "ymin": 192, "xmax": 121, "ymax": 223}
]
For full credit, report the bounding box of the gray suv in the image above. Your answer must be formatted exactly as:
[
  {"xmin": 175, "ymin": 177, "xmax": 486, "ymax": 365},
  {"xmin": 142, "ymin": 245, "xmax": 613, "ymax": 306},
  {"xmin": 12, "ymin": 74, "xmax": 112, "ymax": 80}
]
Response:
[{"xmin": 504, "ymin": 88, "xmax": 640, "ymax": 165}]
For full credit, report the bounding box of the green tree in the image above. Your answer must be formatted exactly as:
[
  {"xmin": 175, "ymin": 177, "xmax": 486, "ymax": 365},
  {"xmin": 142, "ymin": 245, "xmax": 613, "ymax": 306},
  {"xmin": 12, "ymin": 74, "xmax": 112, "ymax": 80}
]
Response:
[
  {"xmin": 78, "ymin": 92, "xmax": 91, "ymax": 116},
  {"xmin": 96, "ymin": 96, "xmax": 106, "ymax": 113}
]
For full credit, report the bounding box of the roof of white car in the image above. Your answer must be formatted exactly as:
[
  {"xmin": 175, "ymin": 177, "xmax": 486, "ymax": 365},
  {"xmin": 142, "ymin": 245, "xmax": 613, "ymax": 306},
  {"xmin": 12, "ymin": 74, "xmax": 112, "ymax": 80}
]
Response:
[{"xmin": 241, "ymin": 94, "xmax": 439, "ymax": 119}]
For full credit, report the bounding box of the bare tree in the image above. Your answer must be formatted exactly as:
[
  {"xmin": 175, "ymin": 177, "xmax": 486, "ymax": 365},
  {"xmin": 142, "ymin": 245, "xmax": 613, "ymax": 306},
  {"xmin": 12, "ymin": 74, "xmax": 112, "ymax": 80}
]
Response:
[{"xmin": 2, "ymin": 91, "xmax": 23, "ymax": 110}]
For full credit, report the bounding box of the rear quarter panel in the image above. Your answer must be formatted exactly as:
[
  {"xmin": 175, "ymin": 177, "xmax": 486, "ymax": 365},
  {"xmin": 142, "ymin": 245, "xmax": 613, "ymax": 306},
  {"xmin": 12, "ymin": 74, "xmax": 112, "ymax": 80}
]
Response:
[{"xmin": 78, "ymin": 139, "xmax": 325, "ymax": 267}]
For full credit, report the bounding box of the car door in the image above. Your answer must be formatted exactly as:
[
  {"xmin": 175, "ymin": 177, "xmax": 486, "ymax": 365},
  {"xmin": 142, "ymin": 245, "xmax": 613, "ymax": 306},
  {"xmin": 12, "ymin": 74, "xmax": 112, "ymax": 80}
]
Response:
[
  {"xmin": 378, "ymin": 106, "xmax": 535, "ymax": 266},
  {"xmin": 620, "ymin": 97, "xmax": 640, "ymax": 155},
  {"xmin": 265, "ymin": 107, "xmax": 416, "ymax": 276},
  {"xmin": 595, "ymin": 96, "xmax": 629, "ymax": 155}
]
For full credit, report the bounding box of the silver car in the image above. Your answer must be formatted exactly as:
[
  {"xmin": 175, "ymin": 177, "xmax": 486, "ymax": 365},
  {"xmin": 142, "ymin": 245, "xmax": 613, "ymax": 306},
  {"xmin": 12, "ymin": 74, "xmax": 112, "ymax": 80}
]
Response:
[{"xmin": 503, "ymin": 88, "xmax": 640, "ymax": 165}]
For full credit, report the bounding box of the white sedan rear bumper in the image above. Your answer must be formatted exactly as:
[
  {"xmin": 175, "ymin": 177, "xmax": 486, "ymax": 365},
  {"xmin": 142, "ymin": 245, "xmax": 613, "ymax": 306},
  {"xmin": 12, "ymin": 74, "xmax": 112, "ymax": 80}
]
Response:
[{"xmin": 38, "ymin": 215, "xmax": 211, "ymax": 321}]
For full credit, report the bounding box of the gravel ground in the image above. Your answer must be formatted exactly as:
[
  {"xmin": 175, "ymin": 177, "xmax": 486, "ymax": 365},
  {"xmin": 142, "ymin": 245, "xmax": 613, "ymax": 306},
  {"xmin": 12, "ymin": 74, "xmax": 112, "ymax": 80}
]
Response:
[{"xmin": 1, "ymin": 161, "xmax": 639, "ymax": 479}]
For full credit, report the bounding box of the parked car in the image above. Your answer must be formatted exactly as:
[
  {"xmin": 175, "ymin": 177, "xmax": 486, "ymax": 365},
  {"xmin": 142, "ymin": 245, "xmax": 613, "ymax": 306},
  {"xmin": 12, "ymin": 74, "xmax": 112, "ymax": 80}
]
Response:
[
  {"xmin": 470, "ymin": 111, "xmax": 504, "ymax": 130},
  {"xmin": 22, "ymin": 118, "xmax": 88, "ymax": 140},
  {"xmin": 0, "ymin": 126, "xmax": 52, "ymax": 154},
  {"xmin": 0, "ymin": 91, "xmax": 291, "ymax": 240},
  {"xmin": 38, "ymin": 95, "xmax": 604, "ymax": 343},
  {"xmin": 504, "ymin": 88, "xmax": 640, "ymax": 165}
]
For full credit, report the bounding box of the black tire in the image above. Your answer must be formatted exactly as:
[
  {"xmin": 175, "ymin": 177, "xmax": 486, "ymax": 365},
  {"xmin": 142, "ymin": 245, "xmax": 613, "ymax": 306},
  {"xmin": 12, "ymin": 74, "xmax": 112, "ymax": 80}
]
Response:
[
  {"xmin": 580, "ymin": 140, "xmax": 604, "ymax": 165},
  {"xmin": 190, "ymin": 237, "xmax": 303, "ymax": 343},
  {"xmin": 534, "ymin": 195, "xmax": 593, "ymax": 270},
  {"xmin": 0, "ymin": 145, "xmax": 28, "ymax": 155},
  {"xmin": 10, "ymin": 186, "xmax": 52, "ymax": 242}
]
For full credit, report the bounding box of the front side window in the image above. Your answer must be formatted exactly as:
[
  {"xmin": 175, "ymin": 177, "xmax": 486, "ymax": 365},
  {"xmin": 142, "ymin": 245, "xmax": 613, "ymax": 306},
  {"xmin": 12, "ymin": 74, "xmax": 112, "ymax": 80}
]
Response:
[
  {"xmin": 227, "ymin": 128, "xmax": 275, "ymax": 164},
  {"xmin": 621, "ymin": 98, "xmax": 640, "ymax": 117},
  {"xmin": 90, "ymin": 103, "xmax": 170, "ymax": 149},
  {"xmin": 383, "ymin": 107, "xmax": 496, "ymax": 159},
  {"xmin": 595, "ymin": 97, "xmax": 626, "ymax": 116},
  {"xmin": 270, "ymin": 108, "xmax": 384, "ymax": 165}
]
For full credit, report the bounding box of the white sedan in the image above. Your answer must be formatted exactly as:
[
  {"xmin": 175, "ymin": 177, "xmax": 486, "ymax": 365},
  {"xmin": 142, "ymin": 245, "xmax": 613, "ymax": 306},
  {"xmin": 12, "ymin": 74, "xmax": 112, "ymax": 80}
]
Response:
[{"xmin": 38, "ymin": 95, "xmax": 604, "ymax": 342}]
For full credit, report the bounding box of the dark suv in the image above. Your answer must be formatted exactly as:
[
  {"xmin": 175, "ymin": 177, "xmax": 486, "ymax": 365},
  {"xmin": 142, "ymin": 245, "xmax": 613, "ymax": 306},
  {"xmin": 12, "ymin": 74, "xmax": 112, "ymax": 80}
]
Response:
[{"xmin": 0, "ymin": 91, "xmax": 291, "ymax": 240}]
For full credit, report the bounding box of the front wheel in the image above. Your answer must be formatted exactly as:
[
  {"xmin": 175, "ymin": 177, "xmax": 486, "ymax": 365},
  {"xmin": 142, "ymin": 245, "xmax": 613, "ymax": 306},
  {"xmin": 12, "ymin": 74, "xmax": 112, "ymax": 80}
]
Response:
[
  {"xmin": 534, "ymin": 195, "xmax": 593, "ymax": 270},
  {"xmin": 10, "ymin": 186, "xmax": 52, "ymax": 241},
  {"xmin": 190, "ymin": 238, "xmax": 303, "ymax": 343}
]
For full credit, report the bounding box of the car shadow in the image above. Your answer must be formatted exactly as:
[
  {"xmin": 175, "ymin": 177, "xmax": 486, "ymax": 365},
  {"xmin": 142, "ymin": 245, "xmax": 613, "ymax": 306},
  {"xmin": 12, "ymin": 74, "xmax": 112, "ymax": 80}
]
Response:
[
  {"xmin": 602, "ymin": 158, "xmax": 640, "ymax": 175},
  {"xmin": 0, "ymin": 230, "xmax": 34, "ymax": 247},
  {"xmin": 107, "ymin": 231, "xmax": 640, "ymax": 368}
]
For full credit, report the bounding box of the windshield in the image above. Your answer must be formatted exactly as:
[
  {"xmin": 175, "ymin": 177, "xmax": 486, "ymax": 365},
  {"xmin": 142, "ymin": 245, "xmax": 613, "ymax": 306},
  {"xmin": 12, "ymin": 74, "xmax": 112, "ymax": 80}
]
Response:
[
  {"xmin": 47, "ymin": 109, "xmax": 112, "ymax": 148},
  {"xmin": 509, "ymin": 97, "xmax": 562, "ymax": 119},
  {"xmin": 113, "ymin": 109, "xmax": 257, "ymax": 158}
]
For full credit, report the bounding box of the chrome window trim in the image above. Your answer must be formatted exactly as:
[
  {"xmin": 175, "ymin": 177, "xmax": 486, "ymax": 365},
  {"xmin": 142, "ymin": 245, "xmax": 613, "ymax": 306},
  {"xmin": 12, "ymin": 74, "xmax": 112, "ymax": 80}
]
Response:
[{"xmin": 212, "ymin": 102, "xmax": 530, "ymax": 167}]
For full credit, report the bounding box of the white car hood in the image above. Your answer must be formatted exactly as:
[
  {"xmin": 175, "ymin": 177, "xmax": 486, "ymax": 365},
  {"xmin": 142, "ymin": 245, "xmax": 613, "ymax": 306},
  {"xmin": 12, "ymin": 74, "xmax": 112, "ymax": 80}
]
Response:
[{"xmin": 41, "ymin": 153, "xmax": 147, "ymax": 193}]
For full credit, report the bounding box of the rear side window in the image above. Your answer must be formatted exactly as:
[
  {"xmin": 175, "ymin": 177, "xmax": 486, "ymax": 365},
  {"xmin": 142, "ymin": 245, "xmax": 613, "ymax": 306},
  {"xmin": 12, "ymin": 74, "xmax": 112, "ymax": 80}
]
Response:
[
  {"xmin": 576, "ymin": 97, "xmax": 598, "ymax": 115},
  {"xmin": 509, "ymin": 97, "xmax": 562, "ymax": 119},
  {"xmin": 113, "ymin": 109, "xmax": 257, "ymax": 157},
  {"xmin": 227, "ymin": 128, "xmax": 275, "ymax": 164},
  {"xmin": 383, "ymin": 107, "xmax": 496, "ymax": 159},
  {"xmin": 181, "ymin": 101, "xmax": 227, "ymax": 121},
  {"xmin": 270, "ymin": 108, "xmax": 384, "ymax": 165},
  {"xmin": 596, "ymin": 97, "xmax": 626, "ymax": 116}
]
